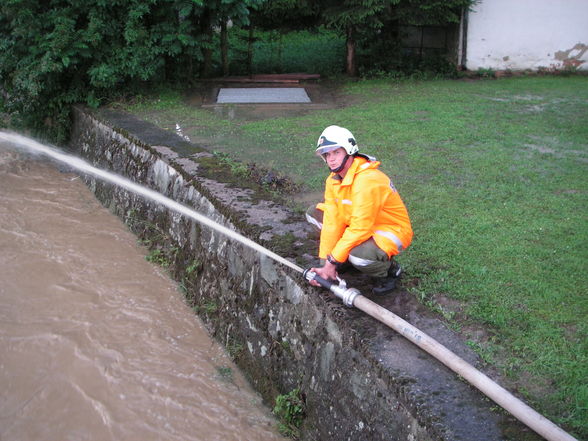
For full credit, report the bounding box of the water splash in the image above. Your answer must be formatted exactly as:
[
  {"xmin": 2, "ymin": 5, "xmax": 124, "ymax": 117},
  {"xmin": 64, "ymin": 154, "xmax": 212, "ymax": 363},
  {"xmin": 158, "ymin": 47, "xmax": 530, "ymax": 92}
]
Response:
[{"xmin": 0, "ymin": 130, "xmax": 304, "ymax": 274}]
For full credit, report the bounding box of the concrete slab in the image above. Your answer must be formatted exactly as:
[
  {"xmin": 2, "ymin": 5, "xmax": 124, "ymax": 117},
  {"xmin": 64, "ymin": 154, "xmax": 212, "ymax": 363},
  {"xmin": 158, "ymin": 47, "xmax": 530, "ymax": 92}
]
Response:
[{"xmin": 217, "ymin": 87, "xmax": 311, "ymax": 104}]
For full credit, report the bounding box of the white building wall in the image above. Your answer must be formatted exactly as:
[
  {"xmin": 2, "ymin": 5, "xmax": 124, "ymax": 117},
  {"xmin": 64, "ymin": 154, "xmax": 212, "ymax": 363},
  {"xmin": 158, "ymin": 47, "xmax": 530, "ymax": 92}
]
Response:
[{"xmin": 466, "ymin": 0, "xmax": 588, "ymax": 71}]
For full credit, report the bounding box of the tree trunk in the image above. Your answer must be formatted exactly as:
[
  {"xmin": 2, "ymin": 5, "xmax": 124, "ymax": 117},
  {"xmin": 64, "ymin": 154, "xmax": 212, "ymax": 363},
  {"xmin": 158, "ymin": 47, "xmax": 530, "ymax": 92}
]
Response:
[
  {"xmin": 346, "ymin": 26, "xmax": 357, "ymax": 77},
  {"xmin": 247, "ymin": 26, "xmax": 254, "ymax": 77},
  {"xmin": 199, "ymin": 8, "xmax": 213, "ymax": 78},
  {"xmin": 221, "ymin": 18, "xmax": 229, "ymax": 76},
  {"xmin": 277, "ymin": 31, "xmax": 283, "ymax": 73}
]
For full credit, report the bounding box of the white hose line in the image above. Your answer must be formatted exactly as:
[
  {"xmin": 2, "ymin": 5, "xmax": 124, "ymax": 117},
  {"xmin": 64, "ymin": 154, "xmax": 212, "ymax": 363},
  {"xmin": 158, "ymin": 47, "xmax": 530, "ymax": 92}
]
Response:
[
  {"xmin": 352, "ymin": 295, "xmax": 577, "ymax": 441},
  {"xmin": 0, "ymin": 131, "xmax": 305, "ymax": 275}
]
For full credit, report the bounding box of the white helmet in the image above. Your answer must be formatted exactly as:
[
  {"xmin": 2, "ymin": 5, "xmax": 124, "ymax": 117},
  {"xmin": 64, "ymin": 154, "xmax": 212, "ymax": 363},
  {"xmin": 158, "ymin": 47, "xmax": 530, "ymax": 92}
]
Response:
[{"xmin": 315, "ymin": 125, "xmax": 359, "ymax": 157}]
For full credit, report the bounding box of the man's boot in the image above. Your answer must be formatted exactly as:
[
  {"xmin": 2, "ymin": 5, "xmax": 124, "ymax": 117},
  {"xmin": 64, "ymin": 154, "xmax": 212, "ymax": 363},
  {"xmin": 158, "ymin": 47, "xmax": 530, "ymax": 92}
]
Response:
[
  {"xmin": 372, "ymin": 276, "xmax": 397, "ymax": 295},
  {"xmin": 371, "ymin": 261, "xmax": 402, "ymax": 295}
]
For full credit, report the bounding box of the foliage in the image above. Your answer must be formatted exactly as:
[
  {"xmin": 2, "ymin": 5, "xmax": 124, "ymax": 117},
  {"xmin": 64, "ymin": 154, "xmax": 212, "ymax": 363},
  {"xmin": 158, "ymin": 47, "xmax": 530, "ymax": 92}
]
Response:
[
  {"xmin": 0, "ymin": 0, "xmax": 257, "ymax": 141},
  {"xmin": 146, "ymin": 248, "xmax": 171, "ymax": 267},
  {"xmin": 195, "ymin": 0, "xmax": 264, "ymax": 77},
  {"xmin": 358, "ymin": 44, "xmax": 459, "ymax": 79},
  {"xmin": 193, "ymin": 300, "xmax": 218, "ymax": 315},
  {"xmin": 215, "ymin": 365, "xmax": 233, "ymax": 381},
  {"xmin": 476, "ymin": 67, "xmax": 495, "ymax": 78},
  {"xmin": 224, "ymin": 27, "xmax": 345, "ymax": 76},
  {"xmin": 321, "ymin": 0, "xmax": 391, "ymax": 32},
  {"xmin": 252, "ymin": 0, "xmax": 321, "ymax": 31},
  {"xmin": 255, "ymin": 28, "xmax": 345, "ymax": 76},
  {"xmin": 318, "ymin": 0, "xmax": 474, "ymax": 75},
  {"xmin": 0, "ymin": 0, "xmax": 478, "ymax": 139},
  {"xmin": 393, "ymin": 0, "xmax": 471, "ymax": 25},
  {"xmin": 185, "ymin": 259, "xmax": 202, "ymax": 275},
  {"xmin": 221, "ymin": 24, "xmax": 455, "ymax": 79},
  {"xmin": 273, "ymin": 388, "xmax": 306, "ymax": 438},
  {"xmin": 226, "ymin": 340, "xmax": 244, "ymax": 358}
]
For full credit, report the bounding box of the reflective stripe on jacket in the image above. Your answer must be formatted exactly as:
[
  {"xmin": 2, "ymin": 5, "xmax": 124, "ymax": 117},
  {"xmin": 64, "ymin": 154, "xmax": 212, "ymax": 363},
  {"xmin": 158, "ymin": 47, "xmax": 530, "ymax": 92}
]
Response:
[{"xmin": 318, "ymin": 156, "xmax": 413, "ymax": 262}]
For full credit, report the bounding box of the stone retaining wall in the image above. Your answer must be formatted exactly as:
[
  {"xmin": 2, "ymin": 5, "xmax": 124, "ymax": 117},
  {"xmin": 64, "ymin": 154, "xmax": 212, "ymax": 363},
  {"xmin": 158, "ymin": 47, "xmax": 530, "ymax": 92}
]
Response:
[{"xmin": 69, "ymin": 106, "xmax": 524, "ymax": 441}]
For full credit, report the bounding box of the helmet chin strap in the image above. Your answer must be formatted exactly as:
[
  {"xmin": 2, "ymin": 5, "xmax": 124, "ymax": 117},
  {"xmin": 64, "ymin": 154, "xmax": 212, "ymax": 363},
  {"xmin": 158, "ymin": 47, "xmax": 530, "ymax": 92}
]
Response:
[{"xmin": 329, "ymin": 154, "xmax": 350, "ymax": 173}]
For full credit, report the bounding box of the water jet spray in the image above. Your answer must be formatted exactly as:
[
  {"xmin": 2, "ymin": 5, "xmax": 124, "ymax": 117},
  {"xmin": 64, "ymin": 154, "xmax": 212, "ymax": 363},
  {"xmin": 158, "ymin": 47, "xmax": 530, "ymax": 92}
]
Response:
[{"xmin": 0, "ymin": 130, "xmax": 577, "ymax": 441}]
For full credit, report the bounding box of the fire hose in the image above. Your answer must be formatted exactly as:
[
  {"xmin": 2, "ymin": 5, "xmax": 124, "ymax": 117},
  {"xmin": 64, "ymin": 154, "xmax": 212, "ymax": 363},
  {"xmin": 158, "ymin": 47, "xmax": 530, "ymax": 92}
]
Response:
[{"xmin": 302, "ymin": 270, "xmax": 577, "ymax": 441}]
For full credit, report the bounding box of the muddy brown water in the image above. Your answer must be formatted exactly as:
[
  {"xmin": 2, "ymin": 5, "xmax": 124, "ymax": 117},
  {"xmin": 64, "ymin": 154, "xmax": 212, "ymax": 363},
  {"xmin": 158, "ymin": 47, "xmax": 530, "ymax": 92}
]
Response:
[{"xmin": 0, "ymin": 149, "xmax": 286, "ymax": 441}]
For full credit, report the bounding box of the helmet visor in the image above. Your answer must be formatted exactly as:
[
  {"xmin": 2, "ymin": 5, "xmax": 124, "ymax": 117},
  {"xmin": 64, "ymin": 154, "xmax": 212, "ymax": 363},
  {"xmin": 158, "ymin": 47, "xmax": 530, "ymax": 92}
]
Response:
[{"xmin": 315, "ymin": 135, "xmax": 341, "ymax": 156}]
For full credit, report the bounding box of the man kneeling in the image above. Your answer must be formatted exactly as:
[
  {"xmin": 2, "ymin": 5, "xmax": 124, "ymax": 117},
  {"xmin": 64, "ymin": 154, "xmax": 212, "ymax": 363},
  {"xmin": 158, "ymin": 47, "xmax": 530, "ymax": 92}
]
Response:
[{"xmin": 306, "ymin": 125, "xmax": 413, "ymax": 295}]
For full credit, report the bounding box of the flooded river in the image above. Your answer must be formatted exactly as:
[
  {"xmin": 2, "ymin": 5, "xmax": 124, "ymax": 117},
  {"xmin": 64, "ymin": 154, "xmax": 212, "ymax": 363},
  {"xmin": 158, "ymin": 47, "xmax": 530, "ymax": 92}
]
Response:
[{"xmin": 0, "ymin": 148, "xmax": 286, "ymax": 441}]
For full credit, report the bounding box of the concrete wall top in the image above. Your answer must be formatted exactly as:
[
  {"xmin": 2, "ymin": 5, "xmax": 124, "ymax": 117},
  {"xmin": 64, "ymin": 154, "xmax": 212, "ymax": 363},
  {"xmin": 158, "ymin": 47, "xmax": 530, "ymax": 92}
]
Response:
[{"xmin": 466, "ymin": 0, "xmax": 588, "ymax": 71}]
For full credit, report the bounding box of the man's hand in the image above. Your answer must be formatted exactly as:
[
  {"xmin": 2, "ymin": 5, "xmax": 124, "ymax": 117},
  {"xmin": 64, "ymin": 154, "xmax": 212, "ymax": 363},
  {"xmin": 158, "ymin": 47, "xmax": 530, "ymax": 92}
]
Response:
[{"xmin": 308, "ymin": 260, "xmax": 338, "ymax": 287}]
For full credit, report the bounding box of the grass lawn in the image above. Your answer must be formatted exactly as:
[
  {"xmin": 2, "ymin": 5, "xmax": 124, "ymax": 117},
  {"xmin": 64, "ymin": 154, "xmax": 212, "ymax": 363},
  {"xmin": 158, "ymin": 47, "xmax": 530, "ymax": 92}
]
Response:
[{"xmin": 115, "ymin": 75, "xmax": 587, "ymax": 438}]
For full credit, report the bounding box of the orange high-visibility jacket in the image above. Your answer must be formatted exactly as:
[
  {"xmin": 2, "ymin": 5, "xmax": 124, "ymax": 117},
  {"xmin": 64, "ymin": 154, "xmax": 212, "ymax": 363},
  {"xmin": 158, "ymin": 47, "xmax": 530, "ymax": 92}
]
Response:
[{"xmin": 318, "ymin": 156, "xmax": 413, "ymax": 263}]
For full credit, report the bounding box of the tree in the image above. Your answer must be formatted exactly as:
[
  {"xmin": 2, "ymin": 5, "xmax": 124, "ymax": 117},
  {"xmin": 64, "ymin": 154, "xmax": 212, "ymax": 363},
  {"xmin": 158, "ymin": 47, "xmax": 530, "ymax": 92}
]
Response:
[
  {"xmin": 252, "ymin": 0, "xmax": 321, "ymax": 31},
  {"xmin": 394, "ymin": 0, "xmax": 472, "ymax": 25},
  {"xmin": 248, "ymin": 0, "xmax": 321, "ymax": 76},
  {"xmin": 320, "ymin": 0, "xmax": 395, "ymax": 76},
  {"xmin": 0, "ymin": 0, "xmax": 258, "ymax": 140},
  {"xmin": 197, "ymin": 0, "xmax": 264, "ymax": 78},
  {"xmin": 320, "ymin": 0, "xmax": 474, "ymax": 76}
]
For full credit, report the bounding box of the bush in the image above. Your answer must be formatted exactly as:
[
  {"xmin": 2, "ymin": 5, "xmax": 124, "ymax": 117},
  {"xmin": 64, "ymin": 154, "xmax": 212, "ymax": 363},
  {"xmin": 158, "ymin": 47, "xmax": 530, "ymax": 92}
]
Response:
[
  {"xmin": 273, "ymin": 388, "xmax": 306, "ymax": 438},
  {"xmin": 0, "ymin": 1, "xmax": 226, "ymax": 142}
]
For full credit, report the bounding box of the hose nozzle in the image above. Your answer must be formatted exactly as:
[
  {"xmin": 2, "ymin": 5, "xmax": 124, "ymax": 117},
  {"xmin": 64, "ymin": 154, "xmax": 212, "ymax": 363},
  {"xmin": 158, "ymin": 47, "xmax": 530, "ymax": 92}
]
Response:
[{"xmin": 303, "ymin": 269, "xmax": 360, "ymax": 307}]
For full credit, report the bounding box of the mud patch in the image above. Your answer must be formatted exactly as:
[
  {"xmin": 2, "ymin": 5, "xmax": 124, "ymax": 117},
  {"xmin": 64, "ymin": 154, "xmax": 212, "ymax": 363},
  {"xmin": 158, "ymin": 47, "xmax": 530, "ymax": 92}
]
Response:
[{"xmin": 524, "ymin": 143, "xmax": 556, "ymax": 154}]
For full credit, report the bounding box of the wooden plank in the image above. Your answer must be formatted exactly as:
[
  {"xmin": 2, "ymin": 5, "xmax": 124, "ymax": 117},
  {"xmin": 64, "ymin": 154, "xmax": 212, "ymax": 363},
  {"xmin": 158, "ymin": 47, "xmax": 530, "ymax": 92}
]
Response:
[{"xmin": 203, "ymin": 73, "xmax": 320, "ymax": 83}]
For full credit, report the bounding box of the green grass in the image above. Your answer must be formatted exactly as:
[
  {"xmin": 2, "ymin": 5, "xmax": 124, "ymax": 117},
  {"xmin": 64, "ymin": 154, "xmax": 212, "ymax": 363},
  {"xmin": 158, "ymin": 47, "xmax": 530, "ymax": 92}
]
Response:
[{"xmin": 115, "ymin": 75, "xmax": 588, "ymax": 438}]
